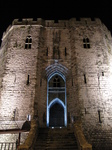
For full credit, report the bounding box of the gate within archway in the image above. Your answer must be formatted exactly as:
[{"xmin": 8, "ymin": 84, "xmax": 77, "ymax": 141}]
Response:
[{"xmin": 49, "ymin": 103, "xmax": 64, "ymax": 127}]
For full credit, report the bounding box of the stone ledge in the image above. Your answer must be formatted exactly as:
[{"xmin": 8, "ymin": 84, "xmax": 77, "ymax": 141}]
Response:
[
  {"xmin": 18, "ymin": 120, "xmax": 38, "ymax": 150},
  {"xmin": 74, "ymin": 121, "xmax": 92, "ymax": 150}
]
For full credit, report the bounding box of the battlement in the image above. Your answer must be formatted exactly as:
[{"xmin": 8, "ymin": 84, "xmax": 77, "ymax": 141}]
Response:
[
  {"xmin": 12, "ymin": 17, "xmax": 101, "ymax": 27},
  {"xmin": 12, "ymin": 18, "xmax": 44, "ymax": 25},
  {"xmin": 1, "ymin": 17, "xmax": 102, "ymax": 41}
]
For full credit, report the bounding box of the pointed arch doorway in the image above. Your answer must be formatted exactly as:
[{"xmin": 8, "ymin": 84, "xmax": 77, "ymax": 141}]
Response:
[
  {"xmin": 47, "ymin": 73, "xmax": 67, "ymax": 127},
  {"xmin": 49, "ymin": 98, "xmax": 65, "ymax": 127},
  {"xmin": 49, "ymin": 103, "xmax": 64, "ymax": 127}
]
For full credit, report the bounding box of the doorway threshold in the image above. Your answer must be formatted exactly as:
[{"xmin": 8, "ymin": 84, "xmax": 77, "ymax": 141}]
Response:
[{"xmin": 49, "ymin": 126, "xmax": 66, "ymax": 129}]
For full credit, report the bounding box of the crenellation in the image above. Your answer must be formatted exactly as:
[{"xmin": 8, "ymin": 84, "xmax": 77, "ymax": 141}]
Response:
[
  {"xmin": 12, "ymin": 18, "xmax": 44, "ymax": 25},
  {"xmin": 1, "ymin": 17, "xmax": 102, "ymax": 41},
  {"xmin": 11, "ymin": 17, "xmax": 99, "ymax": 27}
]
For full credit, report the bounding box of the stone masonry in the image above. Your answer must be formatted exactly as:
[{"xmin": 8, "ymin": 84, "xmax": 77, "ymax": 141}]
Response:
[{"xmin": 0, "ymin": 17, "xmax": 112, "ymax": 149}]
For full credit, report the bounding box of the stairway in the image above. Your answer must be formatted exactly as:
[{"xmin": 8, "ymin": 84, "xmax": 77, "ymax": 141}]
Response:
[{"xmin": 33, "ymin": 127, "xmax": 78, "ymax": 150}]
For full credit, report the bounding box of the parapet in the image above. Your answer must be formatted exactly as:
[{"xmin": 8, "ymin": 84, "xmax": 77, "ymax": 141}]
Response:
[
  {"xmin": 12, "ymin": 18, "xmax": 45, "ymax": 26},
  {"xmin": 1, "ymin": 17, "xmax": 101, "ymax": 41},
  {"xmin": 12, "ymin": 17, "xmax": 100, "ymax": 27}
]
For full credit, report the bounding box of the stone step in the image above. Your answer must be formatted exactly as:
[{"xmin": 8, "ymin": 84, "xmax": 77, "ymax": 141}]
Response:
[
  {"xmin": 34, "ymin": 145, "xmax": 78, "ymax": 149},
  {"xmin": 34, "ymin": 148, "xmax": 78, "ymax": 150},
  {"xmin": 35, "ymin": 142, "xmax": 78, "ymax": 146},
  {"xmin": 33, "ymin": 127, "xmax": 78, "ymax": 150}
]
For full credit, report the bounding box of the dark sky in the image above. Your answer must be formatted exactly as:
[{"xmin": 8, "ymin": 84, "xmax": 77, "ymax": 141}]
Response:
[{"xmin": 0, "ymin": 1, "xmax": 112, "ymax": 44}]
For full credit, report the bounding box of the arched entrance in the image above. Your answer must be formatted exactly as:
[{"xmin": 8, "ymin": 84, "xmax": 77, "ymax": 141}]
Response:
[
  {"xmin": 49, "ymin": 102, "xmax": 64, "ymax": 127},
  {"xmin": 47, "ymin": 73, "xmax": 67, "ymax": 127}
]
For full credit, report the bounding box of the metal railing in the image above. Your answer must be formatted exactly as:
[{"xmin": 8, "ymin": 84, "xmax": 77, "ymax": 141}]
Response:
[
  {"xmin": 0, "ymin": 142, "xmax": 17, "ymax": 150},
  {"xmin": 0, "ymin": 128, "xmax": 29, "ymax": 150}
]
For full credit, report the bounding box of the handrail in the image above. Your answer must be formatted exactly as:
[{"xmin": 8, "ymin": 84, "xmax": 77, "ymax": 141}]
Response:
[
  {"xmin": 73, "ymin": 121, "xmax": 92, "ymax": 150},
  {"xmin": 0, "ymin": 129, "xmax": 29, "ymax": 148},
  {"xmin": 0, "ymin": 129, "xmax": 28, "ymax": 134},
  {"xmin": 17, "ymin": 120, "xmax": 38, "ymax": 150}
]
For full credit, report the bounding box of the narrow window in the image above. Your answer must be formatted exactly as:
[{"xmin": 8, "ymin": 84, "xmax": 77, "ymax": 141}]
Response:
[
  {"xmin": 84, "ymin": 44, "xmax": 86, "ymax": 48},
  {"xmin": 72, "ymin": 79, "xmax": 73, "ymax": 86},
  {"xmin": 25, "ymin": 44, "xmax": 27, "ymax": 49},
  {"xmin": 25, "ymin": 36, "xmax": 32, "ymax": 49},
  {"xmin": 102, "ymin": 72, "xmax": 104, "ymax": 76},
  {"xmin": 83, "ymin": 38, "xmax": 90, "ymax": 49},
  {"xmin": 87, "ymin": 44, "xmax": 90, "ymax": 48},
  {"xmin": 53, "ymin": 75, "xmax": 60, "ymax": 87},
  {"xmin": 83, "ymin": 38, "xmax": 86, "ymax": 43},
  {"xmin": 29, "ymin": 44, "xmax": 31, "ymax": 49},
  {"xmin": 27, "ymin": 75, "xmax": 30, "ymax": 85},
  {"xmin": 98, "ymin": 110, "xmax": 102, "ymax": 123},
  {"xmin": 46, "ymin": 47, "xmax": 48, "ymax": 56},
  {"xmin": 86, "ymin": 38, "xmax": 89, "ymax": 43},
  {"xmin": 29, "ymin": 38, "xmax": 32, "ymax": 43},
  {"xmin": 65, "ymin": 47, "xmax": 67, "ymax": 56},
  {"xmin": 84, "ymin": 74, "xmax": 87, "ymax": 84},
  {"xmin": 13, "ymin": 109, "xmax": 16, "ymax": 121},
  {"xmin": 25, "ymin": 38, "xmax": 28, "ymax": 43},
  {"xmin": 40, "ymin": 79, "xmax": 42, "ymax": 87},
  {"xmin": 53, "ymin": 78, "xmax": 56, "ymax": 87},
  {"xmin": 86, "ymin": 38, "xmax": 90, "ymax": 48}
]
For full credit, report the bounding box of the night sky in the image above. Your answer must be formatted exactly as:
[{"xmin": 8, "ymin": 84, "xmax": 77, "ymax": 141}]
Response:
[{"xmin": 0, "ymin": 1, "xmax": 112, "ymax": 45}]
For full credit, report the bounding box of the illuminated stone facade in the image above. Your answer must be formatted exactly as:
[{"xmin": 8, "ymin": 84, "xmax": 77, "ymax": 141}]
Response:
[{"xmin": 0, "ymin": 18, "xmax": 112, "ymax": 148}]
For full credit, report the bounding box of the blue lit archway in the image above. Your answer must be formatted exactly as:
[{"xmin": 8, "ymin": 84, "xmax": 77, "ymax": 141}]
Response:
[
  {"xmin": 48, "ymin": 98, "xmax": 66, "ymax": 127},
  {"xmin": 46, "ymin": 72, "xmax": 67, "ymax": 127},
  {"xmin": 46, "ymin": 62, "xmax": 68, "ymax": 127}
]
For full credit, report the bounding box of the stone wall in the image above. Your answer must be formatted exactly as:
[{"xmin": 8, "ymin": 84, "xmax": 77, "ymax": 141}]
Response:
[
  {"xmin": 1, "ymin": 17, "xmax": 112, "ymax": 148},
  {"xmin": 0, "ymin": 25, "xmax": 41, "ymax": 121}
]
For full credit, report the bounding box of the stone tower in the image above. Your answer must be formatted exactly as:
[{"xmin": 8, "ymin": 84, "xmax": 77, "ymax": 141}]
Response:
[{"xmin": 0, "ymin": 18, "xmax": 112, "ymax": 149}]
